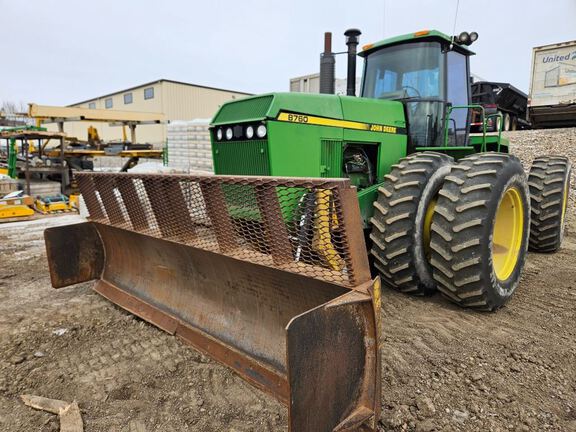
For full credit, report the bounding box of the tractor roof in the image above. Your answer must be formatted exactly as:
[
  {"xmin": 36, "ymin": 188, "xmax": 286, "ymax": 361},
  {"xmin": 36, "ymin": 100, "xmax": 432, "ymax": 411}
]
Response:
[{"xmin": 359, "ymin": 29, "xmax": 475, "ymax": 57}]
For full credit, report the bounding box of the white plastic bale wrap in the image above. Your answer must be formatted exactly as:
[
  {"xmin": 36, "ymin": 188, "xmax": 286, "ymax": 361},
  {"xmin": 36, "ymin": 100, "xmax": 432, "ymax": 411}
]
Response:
[{"xmin": 167, "ymin": 120, "xmax": 213, "ymax": 174}]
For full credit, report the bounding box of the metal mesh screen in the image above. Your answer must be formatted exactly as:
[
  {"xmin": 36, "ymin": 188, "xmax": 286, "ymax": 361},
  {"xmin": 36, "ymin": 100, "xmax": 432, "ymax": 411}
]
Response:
[{"xmin": 77, "ymin": 172, "xmax": 367, "ymax": 287}]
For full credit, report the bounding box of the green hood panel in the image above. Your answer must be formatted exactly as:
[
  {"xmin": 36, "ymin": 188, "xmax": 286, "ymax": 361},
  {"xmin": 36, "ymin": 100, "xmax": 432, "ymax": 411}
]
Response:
[{"xmin": 211, "ymin": 92, "xmax": 405, "ymax": 128}]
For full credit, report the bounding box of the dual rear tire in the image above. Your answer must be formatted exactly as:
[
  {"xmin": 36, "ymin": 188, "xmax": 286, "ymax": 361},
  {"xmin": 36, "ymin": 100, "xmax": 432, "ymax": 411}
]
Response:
[
  {"xmin": 429, "ymin": 153, "xmax": 529, "ymax": 310},
  {"xmin": 370, "ymin": 152, "xmax": 453, "ymax": 296},
  {"xmin": 370, "ymin": 152, "xmax": 571, "ymax": 311}
]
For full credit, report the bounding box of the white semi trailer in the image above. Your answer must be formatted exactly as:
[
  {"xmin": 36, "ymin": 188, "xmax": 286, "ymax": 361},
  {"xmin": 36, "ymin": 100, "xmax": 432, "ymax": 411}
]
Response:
[{"xmin": 529, "ymin": 39, "xmax": 576, "ymax": 128}]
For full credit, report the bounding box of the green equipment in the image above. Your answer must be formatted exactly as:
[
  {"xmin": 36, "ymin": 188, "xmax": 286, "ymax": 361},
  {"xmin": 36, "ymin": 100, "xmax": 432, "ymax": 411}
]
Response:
[
  {"xmin": 44, "ymin": 29, "xmax": 571, "ymax": 432},
  {"xmin": 7, "ymin": 138, "xmax": 17, "ymax": 179},
  {"xmin": 209, "ymin": 29, "xmax": 571, "ymax": 310}
]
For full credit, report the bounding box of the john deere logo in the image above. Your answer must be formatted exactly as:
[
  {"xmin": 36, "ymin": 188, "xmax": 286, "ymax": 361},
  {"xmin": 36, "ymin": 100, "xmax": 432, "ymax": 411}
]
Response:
[{"xmin": 543, "ymin": 51, "xmax": 576, "ymax": 63}]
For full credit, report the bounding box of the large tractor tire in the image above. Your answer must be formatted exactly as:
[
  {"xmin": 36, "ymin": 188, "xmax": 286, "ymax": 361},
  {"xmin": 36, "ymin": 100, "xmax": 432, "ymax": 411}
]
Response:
[
  {"xmin": 370, "ymin": 151, "xmax": 454, "ymax": 295},
  {"xmin": 430, "ymin": 153, "xmax": 530, "ymax": 310},
  {"xmin": 528, "ymin": 156, "xmax": 572, "ymax": 252}
]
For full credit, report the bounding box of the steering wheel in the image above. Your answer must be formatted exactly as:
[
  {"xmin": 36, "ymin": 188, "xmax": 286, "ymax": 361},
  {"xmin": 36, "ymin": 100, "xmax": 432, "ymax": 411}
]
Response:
[{"xmin": 402, "ymin": 85, "xmax": 422, "ymax": 98}]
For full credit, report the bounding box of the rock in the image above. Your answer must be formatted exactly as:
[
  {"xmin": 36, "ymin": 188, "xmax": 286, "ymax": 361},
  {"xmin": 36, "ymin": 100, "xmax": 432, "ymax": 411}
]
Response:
[
  {"xmin": 415, "ymin": 419, "xmax": 437, "ymax": 432},
  {"xmin": 452, "ymin": 409, "xmax": 470, "ymax": 423},
  {"xmin": 510, "ymin": 364, "xmax": 521, "ymax": 373},
  {"xmin": 52, "ymin": 328, "xmax": 68, "ymax": 336},
  {"xmin": 382, "ymin": 405, "xmax": 413, "ymax": 429},
  {"xmin": 471, "ymin": 373, "xmax": 483, "ymax": 382},
  {"xmin": 416, "ymin": 396, "xmax": 436, "ymax": 417},
  {"xmin": 33, "ymin": 351, "xmax": 45, "ymax": 358},
  {"xmin": 10, "ymin": 355, "xmax": 25, "ymax": 365}
]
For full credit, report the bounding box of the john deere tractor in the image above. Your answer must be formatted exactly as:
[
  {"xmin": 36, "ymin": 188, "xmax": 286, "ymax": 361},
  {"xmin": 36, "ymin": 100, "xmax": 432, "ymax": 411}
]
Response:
[
  {"xmin": 210, "ymin": 29, "xmax": 572, "ymax": 311},
  {"xmin": 44, "ymin": 29, "xmax": 572, "ymax": 430}
]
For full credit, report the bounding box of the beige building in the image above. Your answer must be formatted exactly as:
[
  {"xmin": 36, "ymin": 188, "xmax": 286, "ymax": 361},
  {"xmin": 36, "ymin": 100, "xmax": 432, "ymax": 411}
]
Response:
[
  {"xmin": 290, "ymin": 73, "xmax": 361, "ymax": 95},
  {"xmin": 56, "ymin": 79, "xmax": 251, "ymax": 146}
]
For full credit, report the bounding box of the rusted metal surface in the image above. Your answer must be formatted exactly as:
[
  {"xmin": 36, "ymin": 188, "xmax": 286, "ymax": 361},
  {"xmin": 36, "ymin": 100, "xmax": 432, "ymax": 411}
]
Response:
[
  {"xmin": 46, "ymin": 172, "xmax": 381, "ymax": 432},
  {"xmin": 76, "ymin": 172, "xmax": 368, "ymax": 289},
  {"xmin": 287, "ymin": 285, "xmax": 380, "ymax": 432},
  {"xmin": 44, "ymin": 222, "xmax": 104, "ymax": 288}
]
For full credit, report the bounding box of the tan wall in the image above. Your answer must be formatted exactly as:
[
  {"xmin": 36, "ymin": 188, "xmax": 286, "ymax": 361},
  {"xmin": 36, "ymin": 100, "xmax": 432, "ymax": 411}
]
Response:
[
  {"xmin": 162, "ymin": 81, "xmax": 247, "ymax": 119},
  {"xmin": 47, "ymin": 81, "xmax": 249, "ymax": 147}
]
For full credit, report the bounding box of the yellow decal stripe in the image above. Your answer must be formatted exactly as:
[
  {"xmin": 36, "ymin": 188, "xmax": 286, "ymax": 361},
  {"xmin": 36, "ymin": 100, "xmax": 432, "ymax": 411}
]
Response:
[{"xmin": 277, "ymin": 112, "xmax": 400, "ymax": 134}]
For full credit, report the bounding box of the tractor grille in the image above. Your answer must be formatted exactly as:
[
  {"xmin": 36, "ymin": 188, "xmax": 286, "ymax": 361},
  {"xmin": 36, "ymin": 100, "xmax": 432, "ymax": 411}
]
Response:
[
  {"xmin": 213, "ymin": 95, "xmax": 273, "ymax": 124},
  {"xmin": 213, "ymin": 139, "xmax": 270, "ymax": 176},
  {"xmin": 320, "ymin": 139, "xmax": 343, "ymax": 178}
]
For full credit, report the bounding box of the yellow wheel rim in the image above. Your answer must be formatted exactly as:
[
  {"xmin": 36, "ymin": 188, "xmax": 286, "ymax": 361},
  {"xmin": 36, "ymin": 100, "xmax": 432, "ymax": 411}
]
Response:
[
  {"xmin": 492, "ymin": 187, "xmax": 524, "ymax": 281},
  {"xmin": 561, "ymin": 177, "xmax": 569, "ymax": 227},
  {"xmin": 423, "ymin": 197, "xmax": 437, "ymax": 257}
]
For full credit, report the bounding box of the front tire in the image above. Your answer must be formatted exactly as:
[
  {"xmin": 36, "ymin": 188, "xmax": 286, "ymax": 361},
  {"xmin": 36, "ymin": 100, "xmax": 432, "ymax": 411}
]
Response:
[
  {"xmin": 528, "ymin": 155, "xmax": 572, "ymax": 252},
  {"xmin": 430, "ymin": 153, "xmax": 530, "ymax": 310},
  {"xmin": 370, "ymin": 152, "xmax": 453, "ymax": 295}
]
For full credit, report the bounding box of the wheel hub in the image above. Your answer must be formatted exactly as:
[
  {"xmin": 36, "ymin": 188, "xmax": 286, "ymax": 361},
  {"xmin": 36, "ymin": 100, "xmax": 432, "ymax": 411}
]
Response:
[{"xmin": 492, "ymin": 187, "xmax": 524, "ymax": 281}]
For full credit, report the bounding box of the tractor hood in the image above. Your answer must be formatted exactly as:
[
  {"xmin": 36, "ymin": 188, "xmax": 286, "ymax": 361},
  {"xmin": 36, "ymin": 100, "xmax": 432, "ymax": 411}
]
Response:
[{"xmin": 211, "ymin": 92, "xmax": 407, "ymax": 129}]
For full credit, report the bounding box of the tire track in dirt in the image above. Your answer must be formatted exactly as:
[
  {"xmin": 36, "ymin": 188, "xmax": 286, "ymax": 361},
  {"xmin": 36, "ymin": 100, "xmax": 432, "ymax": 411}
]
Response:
[{"xmin": 379, "ymin": 221, "xmax": 576, "ymax": 431}]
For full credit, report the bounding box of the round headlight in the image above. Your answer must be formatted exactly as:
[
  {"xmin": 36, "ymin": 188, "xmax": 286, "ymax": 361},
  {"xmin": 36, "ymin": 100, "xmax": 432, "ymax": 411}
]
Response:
[
  {"xmin": 216, "ymin": 129, "xmax": 223, "ymax": 140},
  {"xmin": 246, "ymin": 126, "xmax": 254, "ymax": 139},
  {"xmin": 458, "ymin": 31, "xmax": 471, "ymax": 45},
  {"xmin": 256, "ymin": 125, "xmax": 267, "ymax": 138},
  {"xmin": 225, "ymin": 128, "xmax": 233, "ymax": 140}
]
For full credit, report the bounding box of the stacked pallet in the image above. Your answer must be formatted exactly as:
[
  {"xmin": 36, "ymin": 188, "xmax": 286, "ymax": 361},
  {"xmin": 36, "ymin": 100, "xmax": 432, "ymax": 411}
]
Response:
[
  {"xmin": 0, "ymin": 176, "xmax": 18, "ymax": 196},
  {"xmin": 17, "ymin": 180, "xmax": 61, "ymax": 197},
  {"xmin": 167, "ymin": 120, "xmax": 213, "ymax": 173}
]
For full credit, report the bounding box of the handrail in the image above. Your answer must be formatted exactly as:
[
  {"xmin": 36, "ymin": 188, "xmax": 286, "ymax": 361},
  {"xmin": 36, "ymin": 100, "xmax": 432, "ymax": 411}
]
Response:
[{"xmin": 443, "ymin": 105, "xmax": 505, "ymax": 152}]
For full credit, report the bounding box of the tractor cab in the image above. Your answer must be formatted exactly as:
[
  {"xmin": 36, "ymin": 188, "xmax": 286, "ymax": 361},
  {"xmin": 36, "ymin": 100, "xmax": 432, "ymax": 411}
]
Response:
[{"xmin": 360, "ymin": 30, "xmax": 477, "ymax": 150}]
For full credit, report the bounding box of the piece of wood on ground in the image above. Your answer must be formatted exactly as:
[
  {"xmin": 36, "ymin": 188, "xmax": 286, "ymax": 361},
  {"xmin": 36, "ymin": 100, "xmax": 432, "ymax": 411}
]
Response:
[
  {"xmin": 20, "ymin": 394, "xmax": 83, "ymax": 432},
  {"xmin": 20, "ymin": 394, "xmax": 68, "ymax": 414},
  {"xmin": 59, "ymin": 402, "xmax": 83, "ymax": 432}
]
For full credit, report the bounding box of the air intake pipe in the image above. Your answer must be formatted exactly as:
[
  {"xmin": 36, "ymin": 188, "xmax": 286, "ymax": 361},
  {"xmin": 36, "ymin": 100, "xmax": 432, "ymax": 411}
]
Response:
[
  {"xmin": 319, "ymin": 32, "xmax": 335, "ymax": 94},
  {"xmin": 344, "ymin": 28, "xmax": 361, "ymax": 96}
]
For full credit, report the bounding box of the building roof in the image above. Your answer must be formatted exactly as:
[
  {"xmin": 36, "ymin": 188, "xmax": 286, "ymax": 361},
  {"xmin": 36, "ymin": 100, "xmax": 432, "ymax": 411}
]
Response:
[{"xmin": 69, "ymin": 79, "xmax": 253, "ymax": 107}]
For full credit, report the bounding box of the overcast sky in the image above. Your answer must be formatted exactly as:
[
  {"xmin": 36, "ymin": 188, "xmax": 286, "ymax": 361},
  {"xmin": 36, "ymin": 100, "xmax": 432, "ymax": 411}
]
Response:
[{"xmin": 1, "ymin": 0, "xmax": 574, "ymax": 107}]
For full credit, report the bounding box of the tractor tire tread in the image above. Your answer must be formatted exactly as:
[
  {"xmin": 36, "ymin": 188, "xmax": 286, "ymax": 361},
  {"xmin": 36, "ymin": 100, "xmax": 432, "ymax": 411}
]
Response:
[
  {"xmin": 430, "ymin": 152, "xmax": 530, "ymax": 311},
  {"xmin": 528, "ymin": 155, "xmax": 571, "ymax": 253},
  {"xmin": 370, "ymin": 151, "xmax": 454, "ymax": 295}
]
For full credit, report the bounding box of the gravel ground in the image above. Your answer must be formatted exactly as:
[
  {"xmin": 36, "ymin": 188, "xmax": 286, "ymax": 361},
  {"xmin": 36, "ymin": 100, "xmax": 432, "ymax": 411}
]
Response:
[
  {"xmin": 508, "ymin": 128, "xmax": 576, "ymax": 216},
  {"xmin": 0, "ymin": 128, "xmax": 574, "ymax": 432}
]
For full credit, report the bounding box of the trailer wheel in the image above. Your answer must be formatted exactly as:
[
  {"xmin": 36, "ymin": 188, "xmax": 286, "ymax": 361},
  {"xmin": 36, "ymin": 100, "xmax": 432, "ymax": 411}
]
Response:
[
  {"xmin": 430, "ymin": 153, "xmax": 530, "ymax": 310},
  {"xmin": 502, "ymin": 112, "xmax": 511, "ymax": 131},
  {"xmin": 370, "ymin": 151, "xmax": 454, "ymax": 295},
  {"xmin": 528, "ymin": 156, "xmax": 572, "ymax": 252},
  {"xmin": 511, "ymin": 116, "xmax": 518, "ymax": 131}
]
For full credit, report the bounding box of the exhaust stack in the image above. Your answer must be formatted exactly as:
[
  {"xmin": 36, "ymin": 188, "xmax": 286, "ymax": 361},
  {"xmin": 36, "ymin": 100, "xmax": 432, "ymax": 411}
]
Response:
[
  {"xmin": 344, "ymin": 28, "xmax": 362, "ymax": 96},
  {"xmin": 319, "ymin": 32, "xmax": 335, "ymax": 94}
]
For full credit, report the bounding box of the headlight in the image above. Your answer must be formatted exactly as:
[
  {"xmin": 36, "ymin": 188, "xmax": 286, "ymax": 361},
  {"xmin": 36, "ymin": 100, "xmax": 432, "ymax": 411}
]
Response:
[
  {"xmin": 246, "ymin": 126, "xmax": 254, "ymax": 139},
  {"xmin": 256, "ymin": 124, "xmax": 267, "ymax": 138},
  {"xmin": 216, "ymin": 128, "xmax": 223, "ymax": 140},
  {"xmin": 225, "ymin": 128, "xmax": 233, "ymax": 140}
]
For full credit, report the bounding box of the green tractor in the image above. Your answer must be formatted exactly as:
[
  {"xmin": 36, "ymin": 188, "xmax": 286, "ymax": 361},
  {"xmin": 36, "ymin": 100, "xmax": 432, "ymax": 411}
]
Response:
[
  {"xmin": 210, "ymin": 29, "xmax": 572, "ymax": 311},
  {"xmin": 43, "ymin": 28, "xmax": 573, "ymax": 430}
]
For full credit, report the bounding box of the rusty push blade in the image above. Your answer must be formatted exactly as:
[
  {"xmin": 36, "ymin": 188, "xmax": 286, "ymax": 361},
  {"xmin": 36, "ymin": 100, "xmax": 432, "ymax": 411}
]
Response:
[{"xmin": 44, "ymin": 172, "xmax": 381, "ymax": 432}]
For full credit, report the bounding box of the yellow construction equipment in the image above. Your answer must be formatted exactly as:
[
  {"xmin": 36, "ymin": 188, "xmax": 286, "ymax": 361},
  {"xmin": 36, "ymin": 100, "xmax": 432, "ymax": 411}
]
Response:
[
  {"xmin": 35, "ymin": 195, "xmax": 75, "ymax": 215},
  {"xmin": 0, "ymin": 195, "xmax": 34, "ymax": 220}
]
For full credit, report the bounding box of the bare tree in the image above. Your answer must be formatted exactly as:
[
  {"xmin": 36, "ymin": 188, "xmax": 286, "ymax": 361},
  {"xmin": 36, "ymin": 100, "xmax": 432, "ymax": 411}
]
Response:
[{"xmin": 1, "ymin": 101, "xmax": 27, "ymax": 115}]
